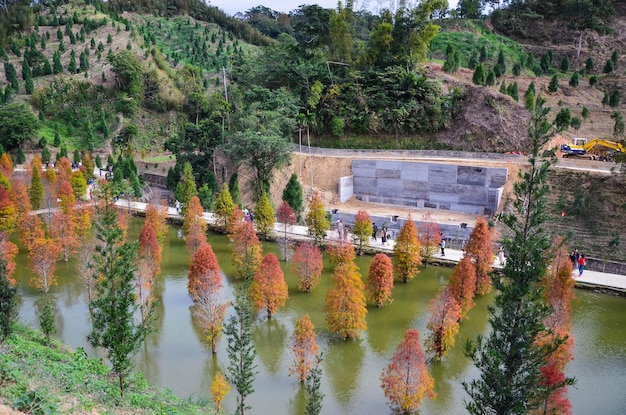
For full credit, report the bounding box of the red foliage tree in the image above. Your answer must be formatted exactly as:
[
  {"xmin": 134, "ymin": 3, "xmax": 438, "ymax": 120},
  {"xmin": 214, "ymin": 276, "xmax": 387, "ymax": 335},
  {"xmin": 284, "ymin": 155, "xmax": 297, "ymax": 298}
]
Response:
[
  {"xmin": 10, "ymin": 178, "xmax": 31, "ymax": 230},
  {"xmin": 425, "ymin": 286, "xmax": 462, "ymax": 360},
  {"xmin": 28, "ymin": 238, "xmax": 61, "ymax": 293},
  {"xmin": 365, "ymin": 253, "xmax": 394, "ymax": 308},
  {"xmin": 185, "ymin": 219, "xmax": 208, "ymax": 258},
  {"xmin": 56, "ymin": 179, "xmax": 76, "ymax": 214},
  {"xmin": 139, "ymin": 222, "xmax": 162, "ymax": 277},
  {"xmin": 50, "ymin": 211, "xmax": 79, "ymax": 261},
  {"xmin": 418, "ymin": 212, "xmax": 442, "ymax": 266},
  {"xmin": 381, "ymin": 329, "xmax": 435, "ymax": 413},
  {"xmin": 324, "ymin": 260, "xmax": 367, "ymax": 339},
  {"xmin": 291, "ymin": 242, "xmax": 323, "ymax": 292},
  {"xmin": 448, "ymin": 256, "xmax": 477, "ymax": 316},
  {"xmin": 543, "ymin": 237, "xmax": 575, "ymax": 334},
  {"xmin": 187, "ymin": 242, "xmax": 223, "ymax": 302},
  {"xmin": 393, "ymin": 217, "xmax": 422, "ymax": 283},
  {"xmin": 464, "ymin": 217, "xmax": 494, "ymax": 295},
  {"xmin": 288, "ymin": 315, "xmax": 320, "ymax": 382},
  {"xmin": 250, "ymin": 253, "xmax": 289, "ymax": 318},
  {"xmin": 231, "ymin": 220, "xmax": 262, "ymax": 282},
  {"xmin": 538, "ymin": 361, "xmax": 572, "ymax": 415},
  {"xmin": 276, "ymin": 201, "xmax": 297, "ymax": 261}
]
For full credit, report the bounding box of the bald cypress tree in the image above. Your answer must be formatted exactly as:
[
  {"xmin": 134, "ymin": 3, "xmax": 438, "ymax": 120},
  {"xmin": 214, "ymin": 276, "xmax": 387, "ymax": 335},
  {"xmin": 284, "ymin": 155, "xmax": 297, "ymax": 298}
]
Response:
[{"xmin": 464, "ymin": 96, "xmax": 574, "ymax": 414}]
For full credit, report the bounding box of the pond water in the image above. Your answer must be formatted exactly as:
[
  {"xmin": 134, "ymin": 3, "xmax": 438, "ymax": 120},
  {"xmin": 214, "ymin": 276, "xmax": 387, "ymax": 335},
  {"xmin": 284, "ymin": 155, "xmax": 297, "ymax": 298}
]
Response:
[{"xmin": 14, "ymin": 221, "xmax": 626, "ymax": 414}]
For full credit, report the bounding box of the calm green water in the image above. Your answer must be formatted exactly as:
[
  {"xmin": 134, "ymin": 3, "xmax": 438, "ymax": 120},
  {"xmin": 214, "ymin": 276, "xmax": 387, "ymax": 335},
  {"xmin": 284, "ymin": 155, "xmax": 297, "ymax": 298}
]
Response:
[{"xmin": 14, "ymin": 221, "xmax": 626, "ymax": 414}]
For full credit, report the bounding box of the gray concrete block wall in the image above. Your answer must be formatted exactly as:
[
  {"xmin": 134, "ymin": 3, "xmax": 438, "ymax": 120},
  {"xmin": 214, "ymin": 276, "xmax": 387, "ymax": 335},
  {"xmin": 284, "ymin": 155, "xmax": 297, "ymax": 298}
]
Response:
[
  {"xmin": 338, "ymin": 176, "xmax": 354, "ymax": 203},
  {"xmin": 352, "ymin": 160, "xmax": 507, "ymax": 215}
]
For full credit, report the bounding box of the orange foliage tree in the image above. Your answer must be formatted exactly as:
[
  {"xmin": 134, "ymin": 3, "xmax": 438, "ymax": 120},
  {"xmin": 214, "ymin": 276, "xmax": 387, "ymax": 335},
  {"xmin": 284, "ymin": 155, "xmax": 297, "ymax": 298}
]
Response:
[
  {"xmin": 11, "ymin": 177, "xmax": 31, "ymax": 227},
  {"xmin": 73, "ymin": 205, "xmax": 93, "ymax": 241},
  {"xmin": 381, "ymin": 329, "xmax": 435, "ymax": 413},
  {"xmin": 231, "ymin": 220, "xmax": 262, "ymax": 282},
  {"xmin": 28, "ymin": 238, "xmax": 61, "ymax": 293},
  {"xmin": 326, "ymin": 240, "xmax": 355, "ymax": 267},
  {"xmin": 18, "ymin": 214, "xmax": 44, "ymax": 251},
  {"xmin": 50, "ymin": 211, "xmax": 79, "ymax": 261},
  {"xmin": 418, "ymin": 213, "xmax": 441, "ymax": 266},
  {"xmin": 0, "ymin": 240, "xmax": 18, "ymax": 285},
  {"xmin": 211, "ymin": 372, "xmax": 231, "ymax": 413},
  {"xmin": 276, "ymin": 201, "xmax": 297, "ymax": 261},
  {"xmin": 425, "ymin": 286, "xmax": 462, "ymax": 361},
  {"xmin": 288, "ymin": 315, "xmax": 320, "ymax": 382},
  {"xmin": 145, "ymin": 200, "xmax": 168, "ymax": 246},
  {"xmin": 0, "ymin": 186, "xmax": 17, "ymax": 236},
  {"xmin": 56, "ymin": 179, "xmax": 76, "ymax": 214},
  {"xmin": 351, "ymin": 210, "xmax": 373, "ymax": 254},
  {"xmin": 0, "ymin": 153, "xmax": 13, "ymax": 177},
  {"xmin": 365, "ymin": 253, "xmax": 394, "ymax": 308},
  {"xmin": 183, "ymin": 191, "xmax": 208, "ymax": 258},
  {"xmin": 187, "ymin": 242, "xmax": 223, "ymax": 302},
  {"xmin": 250, "ymin": 253, "xmax": 289, "ymax": 318},
  {"xmin": 464, "ymin": 217, "xmax": 494, "ymax": 295},
  {"xmin": 136, "ymin": 223, "xmax": 162, "ymax": 321},
  {"xmin": 448, "ymin": 256, "xmax": 477, "ymax": 316},
  {"xmin": 191, "ymin": 291, "xmax": 229, "ymax": 354},
  {"xmin": 182, "ymin": 196, "xmax": 205, "ymax": 235},
  {"xmin": 392, "ymin": 218, "xmax": 422, "ymax": 283},
  {"xmin": 290, "ymin": 242, "xmax": 323, "ymax": 292},
  {"xmin": 324, "ymin": 260, "xmax": 367, "ymax": 339}
]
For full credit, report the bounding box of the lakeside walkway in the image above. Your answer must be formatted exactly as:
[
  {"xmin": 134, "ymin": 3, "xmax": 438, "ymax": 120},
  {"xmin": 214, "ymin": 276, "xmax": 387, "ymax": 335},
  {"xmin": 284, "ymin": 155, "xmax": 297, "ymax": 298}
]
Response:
[{"xmin": 114, "ymin": 199, "xmax": 626, "ymax": 293}]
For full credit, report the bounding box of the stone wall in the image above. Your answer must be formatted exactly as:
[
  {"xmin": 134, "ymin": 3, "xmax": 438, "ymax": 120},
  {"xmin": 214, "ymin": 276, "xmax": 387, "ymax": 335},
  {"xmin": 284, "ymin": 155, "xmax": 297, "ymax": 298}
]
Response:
[
  {"xmin": 352, "ymin": 160, "xmax": 507, "ymax": 215},
  {"xmin": 338, "ymin": 175, "xmax": 354, "ymax": 202}
]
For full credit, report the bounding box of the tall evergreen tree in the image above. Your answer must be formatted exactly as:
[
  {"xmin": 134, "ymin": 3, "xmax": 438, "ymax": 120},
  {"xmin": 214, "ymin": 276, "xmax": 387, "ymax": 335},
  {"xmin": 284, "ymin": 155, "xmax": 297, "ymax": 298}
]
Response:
[
  {"xmin": 87, "ymin": 183, "xmax": 152, "ymax": 396},
  {"xmin": 224, "ymin": 290, "xmax": 258, "ymax": 415},
  {"xmin": 0, "ymin": 259, "xmax": 17, "ymax": 342},
  {"xmin": 229, "ymin": 172, "xmax": 242, "ymax": 208},
  {"xmin": 282, "ymin": 173, "xmax": 304, "ymax": 221},
  {"xmin": 464, "ymin": 96, "xmax": 574, "ymax": 414}
]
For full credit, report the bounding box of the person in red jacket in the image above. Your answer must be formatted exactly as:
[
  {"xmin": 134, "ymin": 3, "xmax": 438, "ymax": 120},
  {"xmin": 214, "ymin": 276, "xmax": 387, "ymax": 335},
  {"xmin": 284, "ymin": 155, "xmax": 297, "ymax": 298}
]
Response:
[{"xmin": 578, "ymin": 254, "xmax": 586, "ymax": 276}]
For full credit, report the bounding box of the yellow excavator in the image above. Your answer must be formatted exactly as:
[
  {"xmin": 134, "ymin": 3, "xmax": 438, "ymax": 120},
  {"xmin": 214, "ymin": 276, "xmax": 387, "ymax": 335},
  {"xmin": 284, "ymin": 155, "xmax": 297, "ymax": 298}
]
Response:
[{"xmin": 560, "ymin": 137, "xmax": 626, "ymax": 160}]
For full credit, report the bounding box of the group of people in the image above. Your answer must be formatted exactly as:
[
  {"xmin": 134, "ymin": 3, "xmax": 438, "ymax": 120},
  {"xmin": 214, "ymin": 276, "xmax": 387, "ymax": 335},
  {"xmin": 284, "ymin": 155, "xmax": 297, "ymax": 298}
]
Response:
[
  {"xmin": 570, "ymin": 248, "xmax": 586, "ymax": 276},
  {"xmin": 371, "ymin": 223, "xmax": 389, "ymax": 246}
]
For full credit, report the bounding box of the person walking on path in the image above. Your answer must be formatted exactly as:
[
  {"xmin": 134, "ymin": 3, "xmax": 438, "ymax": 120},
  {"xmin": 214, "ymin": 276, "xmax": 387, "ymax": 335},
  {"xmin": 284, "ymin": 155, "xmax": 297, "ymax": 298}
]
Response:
[
  {"xmin": 498, "ymin": 246, "xmax": 505, "ymax": 265},
  {"xmin": 440, "ymin": 238, "xmax": 446, "ymax": 256},
  {"xmin": 578, "ymin": 254, "xmax": 586, "ymax": 276},
  {"xmin": 372, "ymin": 223, "xmax": 379, "ymax": 241},
  {"xmin": 381, "ymin": 227, "xmax": 387, "ymax": 246}
]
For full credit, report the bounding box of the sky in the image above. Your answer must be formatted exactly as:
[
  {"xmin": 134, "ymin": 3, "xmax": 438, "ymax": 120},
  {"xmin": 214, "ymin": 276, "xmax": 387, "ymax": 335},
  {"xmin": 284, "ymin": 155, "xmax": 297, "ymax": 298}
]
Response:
[{"xmin": 209, "ymin": 0, "xmax": 459, "ymax": 16}]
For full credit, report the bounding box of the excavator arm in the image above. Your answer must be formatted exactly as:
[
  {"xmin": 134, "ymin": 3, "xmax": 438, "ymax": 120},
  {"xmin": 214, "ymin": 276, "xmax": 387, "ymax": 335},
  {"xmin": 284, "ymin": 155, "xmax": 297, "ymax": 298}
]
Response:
[{"xmin": 583, "ymin": 139, "xmax": 626, "ymax": 154}]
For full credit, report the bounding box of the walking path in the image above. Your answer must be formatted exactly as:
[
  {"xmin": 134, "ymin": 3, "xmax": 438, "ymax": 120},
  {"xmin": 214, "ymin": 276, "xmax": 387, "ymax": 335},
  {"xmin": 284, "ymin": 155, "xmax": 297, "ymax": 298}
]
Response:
[{"xmin": 114, "ymin": 199, "xmax": 626, "ymax": 293}]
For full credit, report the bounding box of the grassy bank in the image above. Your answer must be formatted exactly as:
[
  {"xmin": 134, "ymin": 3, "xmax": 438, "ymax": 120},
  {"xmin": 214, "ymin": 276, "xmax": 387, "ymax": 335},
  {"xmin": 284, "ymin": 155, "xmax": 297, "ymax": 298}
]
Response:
[{"xmin": 0, "ymin": 324, "xmax": 212, "ymax": 415}]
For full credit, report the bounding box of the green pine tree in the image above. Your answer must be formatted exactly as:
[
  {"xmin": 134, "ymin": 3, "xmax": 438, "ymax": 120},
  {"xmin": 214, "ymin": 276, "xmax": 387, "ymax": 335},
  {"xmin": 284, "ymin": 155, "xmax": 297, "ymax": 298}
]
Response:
[
  {"xmin": 229, "ymin": 172, "xmax": 242, "ymax": 208},
  {"xmin": 214, "ymin": 182, "xmax": 235, "ymax": 227},
  {"xmin": 225, "ymin": 290, "xmax": 258, "ymax": 415},
  {"xmin": 174, "ymin": 162, "xmax": 197, "ymax": 215},
  {"xmin": 0, "ymin": 258, "xmax": 17, "ymax": 342},
  {"xmin": 304, "ymin": 354, "xmax": 325, "ymax": 415},
  {"xmin": 464, "ymin": 96, "xmax": 575, "ymax": 415},
  {"xmin": 29, "ymin": 161, "xmax": 44, "ymax": 211},
  {"xmin": 87, "ymin": 183, "xmax": 153, "ymax": 396},
  {"xmin": 254, "ymin": 191, "xmax": 275, "ymax": 239},
  {"xmin": 282, "ymin": 174, "xmax": 304, "ymax": 221},
  {"xmin": 548, "ymin": 75, "xmax": 559, "ymax": 93},
  {"xmin": 53, "ymin": 51, "xmax": 63, "ymax": 74}
]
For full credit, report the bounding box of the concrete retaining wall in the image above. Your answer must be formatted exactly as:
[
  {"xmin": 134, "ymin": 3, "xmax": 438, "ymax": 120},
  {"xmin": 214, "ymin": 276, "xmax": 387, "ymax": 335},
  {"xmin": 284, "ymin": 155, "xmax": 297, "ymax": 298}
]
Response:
[
  {"xmin": 338, "ymin": 175, "xmax": 354, "ymax": 202},
  {"xmin": 352, "ymin": 160, "xmax": 507, "ymax": 215}
]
